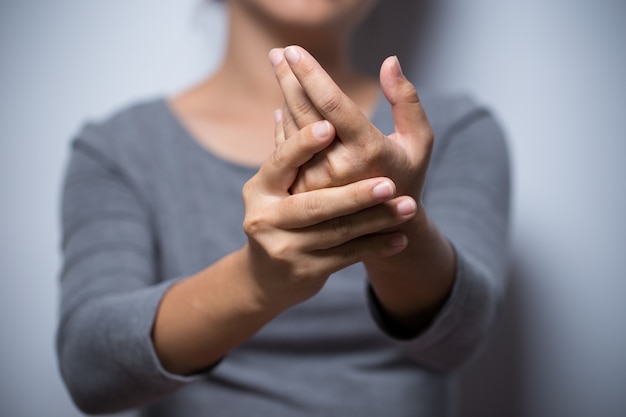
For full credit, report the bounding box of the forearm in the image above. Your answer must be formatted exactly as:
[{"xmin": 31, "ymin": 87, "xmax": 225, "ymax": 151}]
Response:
[
  {"xmin": 364, "ymin": 104, "xmax": 511, "ymax": 370},
  {"xmin": 364, "ymin": 208, "xmax": 456, "ymax": 336},
  {"xmin": 152, "ymin": 246, "xmax": 285, "ymax": 376}
]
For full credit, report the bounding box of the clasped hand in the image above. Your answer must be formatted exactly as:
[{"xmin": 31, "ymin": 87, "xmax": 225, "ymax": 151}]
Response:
[{"xmin": 241, "ymin": 46, "xmax": 433, "ymax": 310}]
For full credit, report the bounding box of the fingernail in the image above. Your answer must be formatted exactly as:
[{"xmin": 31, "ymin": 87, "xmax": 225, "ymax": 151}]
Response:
[
  {"xmin": 269, "ymin": 48, "xmax": 283, "ymax": 67},
  {"xmin": 274, "ymin": 109, "xmax": 283, "ymax": 124},
  {"xmin": 397, "ymin": 198, "xmax": 417, "ymax": 216},
  {"xmin": 372, "ymin": 181, "xmax": 394, "ymax": 199},
  {"xmin": 312, "ymin": 120, "xmax": 331, "ymax": 140},
  {"xmin": 393, "ymin": 56, "xmax": 404, "ymax": 79},
  {"xmin": 284, "ymin": 46, "xmax": 301, "ymax": 65},
  {"xmin": 390, "ymin": 234, "xmax": 408, "ymax": 248}
]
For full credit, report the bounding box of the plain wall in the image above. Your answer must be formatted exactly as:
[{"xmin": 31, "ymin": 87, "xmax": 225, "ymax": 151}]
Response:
[{"xmin": 1, "ymin": 1, "xmax": 624, "ymax": 416}]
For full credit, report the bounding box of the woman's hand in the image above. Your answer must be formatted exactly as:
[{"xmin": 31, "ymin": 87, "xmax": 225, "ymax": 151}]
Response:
[
  {"xmin": 153, "ymin": 117, "xmax": 417, "ymax": 376},
  {"xmin": 268, "ymin": 46, "xmax": 456, "ymax": 335},
  {"xmin": 269, "ymin": 46, "xmax": 433, "ymax": 205},
  {"xmin": 241, "ymin": 116, "xmax": 417, "ymax": 310}
]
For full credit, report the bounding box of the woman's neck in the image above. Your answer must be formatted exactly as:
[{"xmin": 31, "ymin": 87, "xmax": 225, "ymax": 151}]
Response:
[
  {"xmin": 210, "ymin": 0, "xmax": 366, "ymax": 110},
  {"xmin": 168, "ymin": 1, "xmax": 380, "ymax": 167}
]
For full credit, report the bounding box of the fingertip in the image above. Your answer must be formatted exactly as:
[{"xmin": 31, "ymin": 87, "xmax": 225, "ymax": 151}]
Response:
[
  {"xmin": 274, "ymin": 108, "xmax": 283, "ymax": 124},
  {"xmin": 396, "ymin": 197, "xmax": 417, "ymax": 217},
  {"xmin": 312, "ymin": 120, "xmax": 333, "ymax": 141},
  {"xmin": 380, "ymin": 57, "xmax": 401, "ymax": 105},
  {"xmin": 379, "ymin": 55, "xmax": 398, "ymax": 80},
  {"xmin": 389, "ymin": 233, "xmax": 408, "ymax": 249},
  {"xmin": 284, "ymin": 45, "xmax": 301, "ymax": 65},
  {"xmin": 269, "ymin": 48, "xmax": 284, "ymax": 67},
  {"xmin": 380, "ymin": 56, "xmax": 421, "ymax": 110},
  {"xmin": 372, "ymin": 180, "xmax": 395, "ymax": 200}
]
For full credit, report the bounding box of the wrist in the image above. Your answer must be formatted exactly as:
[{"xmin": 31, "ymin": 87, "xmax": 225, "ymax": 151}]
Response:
[
  {"xmin": 363, "ymin": 206, "xmax": 456, "ymax": 329},
  {"xmin": 235, "ymin": 243, "xmax": 303, "ymax": 316}
]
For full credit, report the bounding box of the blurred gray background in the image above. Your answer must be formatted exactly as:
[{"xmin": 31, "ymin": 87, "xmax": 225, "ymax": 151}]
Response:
[{"xmin": 1, "ymin": 1, "xmax": 625, "ymax": 416}]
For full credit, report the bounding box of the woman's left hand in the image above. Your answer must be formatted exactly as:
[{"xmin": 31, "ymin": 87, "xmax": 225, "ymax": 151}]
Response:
[
  {"xmin": 269, "ymin": 46, "xmax": 456, "ymax": 335},
  {"xmin": 269, "ymin": 45, "xmax": 433, "ymax": 205}
]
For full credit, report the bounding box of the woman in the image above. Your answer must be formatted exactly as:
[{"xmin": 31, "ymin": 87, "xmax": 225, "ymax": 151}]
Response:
[{"xmin": 57, "ymin": 0, "xmax": 510, "ymax": 415}]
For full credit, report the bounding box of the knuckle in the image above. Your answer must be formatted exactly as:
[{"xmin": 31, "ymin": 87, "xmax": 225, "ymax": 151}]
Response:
[
  {"xmin": 294, "ymin": 169, "xmax": 331, "ymax": 194},
  {"xmin": 303, "ymin": 142, "xmax": 347, "ymax": 187},
  {"xmin": 269, "ymin": 146, "xmax": 286, "ymax": 169},
  {"xmin": 267, "ymin": 239, "xmax": 293, "ymax": 261},
  {"xmin": 242, "ymin": 179, "xmax": 252, "ymax": 197},
  {"xmin": 289, "ymin": 178, "xmax": 305, "ymax": 194},
  {"xmin": 331, "ymin": 215, "xmax": 353, "ymax": 239},
  {"xmin": 318, "ymin": 90, "xmax": 343, "ymax": 115},
  {"xmin": 290, "ymin": 98, "xmax": 316, "ymax": 120},
  {"xmin": 403, "ymin": 83, "xmax": 421, "ymax": 105},
  {"xmin": 373, "ymin": 136, "xmax": 387, "ymax": 158},
  {"xmin": 243, "ymin": 204, "xmax": 275, "ymax": 237},
  {"xmin": 363, "ymin": 138, "xmax": 386, "ymax": 169},
  {"xmin": 290, "ymin": 263, "xmax": 314, "ymax": 283},
  {"xmin": 322, "ymin": 152, "xmax": 348, "ymax": 184},
  {"xmin": 241, "ymin": 178, "xmax": 257, "ymax": 202},
  {"xmin": 242, "ymin": 214, "xmax": 264, "ymax": 236},
  {"xmin": 318, "ymin": 159, "xmax": 337, "ymax": 185},
  {"xmin": 303, "ymin": 193, "xmax": 324, "ymax": 219},
  {"xmin": 282, "ymin": 114, "xmax": 299, "ymax": 136},
  {"xmin": 298, "ymin": 62, "xmax": 317, "ymax": 82},
  {"xmin": 342, "ymin": 241, "xmax": 359, "ymax": 263}
]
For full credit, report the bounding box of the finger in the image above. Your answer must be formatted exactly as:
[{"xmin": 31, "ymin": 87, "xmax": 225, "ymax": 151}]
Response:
[
  {"xmin": 283, "ymin": 45, "xmax": 372, "ymax": 141},
  {"xmin": 312, "ymin": 232, "xmax": 409, "ymax": 276},
  {"xmin": 269, "ymin": 48, "xmax": 324, "ymax": 133},
  {"xmin": 275, "ymin": 176, "xmax": 396, "ymax": 229},
  {"xmin": 259, "ymin": 119, "xmax": 335, "ymax": 192},
  {"xmin": 379, "ymin": 56, "xmax": 432, "ymax": 142},
  {"xmin": 274, "ymin": 108, "xmax": 286, "ymax": 146},
  {"xmin": 300, "ymin": 196, "xmax": 417, "ymax": 251},
  {"xmin": 282, "ymin": 101, "xmax": 299, "ymax": 140},
  {"xmin": 270, "ymin": 48, "xmax": 298, "ymax": 138}
]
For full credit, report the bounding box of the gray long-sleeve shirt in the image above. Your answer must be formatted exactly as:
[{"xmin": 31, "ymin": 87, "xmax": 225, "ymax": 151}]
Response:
[{"xmin": 57, "ymin": 93, "xmax": 510, "ymax": 416}]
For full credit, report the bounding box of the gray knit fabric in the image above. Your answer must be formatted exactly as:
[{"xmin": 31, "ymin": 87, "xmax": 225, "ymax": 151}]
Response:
[{"xmin": 57, "ymin": 93, "xmax": 510, "ymax": 416}]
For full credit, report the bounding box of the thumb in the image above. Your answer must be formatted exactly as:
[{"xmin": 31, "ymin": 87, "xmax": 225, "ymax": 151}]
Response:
[{"xmin": 380, "ymin": 56, "xmax": 431, "ymax": 140}]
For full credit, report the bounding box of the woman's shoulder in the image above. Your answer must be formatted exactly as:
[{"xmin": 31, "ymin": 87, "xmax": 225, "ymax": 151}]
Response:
[
  {"xmin": 376, "ymin": 91, "xmax": 500, "ymax": 142},
  {"xmin": 421, "ymin": 92, "xmax": 496, "ymax": 137},
  {"xmin": 74, "ymin": 97, "xmax": 170, "ymax": 153},
  {"xmin": 68, "ymin": 97, "xmax": 194, "ymax": 178},
  {"xmin": 420, "ymin": 92, "xmax": 507, "ymax": 161}
]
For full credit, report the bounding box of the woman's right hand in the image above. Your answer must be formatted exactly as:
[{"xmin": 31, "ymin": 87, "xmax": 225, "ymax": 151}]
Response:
[{"xmin": 241, "ymin": 117, "xmax": 418, "ymax": 311}]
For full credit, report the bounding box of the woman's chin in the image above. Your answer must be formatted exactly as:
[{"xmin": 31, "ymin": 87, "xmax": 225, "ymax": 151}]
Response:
[{"xmin": 236, "ymin": 0, "xmax": 377, "ymax": 31}]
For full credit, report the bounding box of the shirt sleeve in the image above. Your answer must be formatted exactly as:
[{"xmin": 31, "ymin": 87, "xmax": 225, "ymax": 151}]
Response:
[
  {"xmin": 367, "ymin": 106, "xmax": 511, "ymax": 371},
  {"xmin": 56, "ymin": 133, "xmax": 205, "ymax": 414}
]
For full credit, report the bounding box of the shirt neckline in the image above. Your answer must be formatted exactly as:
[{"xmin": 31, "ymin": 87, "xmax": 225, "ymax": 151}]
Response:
[{"xmin": 157, "ymin": 94, "xmax": 387, "ymax": 175}]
